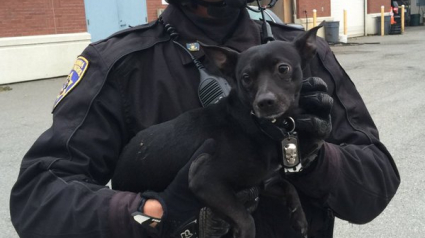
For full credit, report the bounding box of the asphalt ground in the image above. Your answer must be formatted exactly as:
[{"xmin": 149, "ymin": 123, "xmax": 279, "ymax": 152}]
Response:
[
  {"xmin": 331, "ymin": 25, "xmax": 425, "ymax": 238},
  {"xmin": 1, "ymin": 25, "xmax": 424, "ymax": 238}
]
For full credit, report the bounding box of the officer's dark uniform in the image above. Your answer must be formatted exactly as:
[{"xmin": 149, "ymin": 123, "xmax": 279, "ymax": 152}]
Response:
[{"xmin": 10, "ymin": 4, "xmax": 400, "ymax": 238}]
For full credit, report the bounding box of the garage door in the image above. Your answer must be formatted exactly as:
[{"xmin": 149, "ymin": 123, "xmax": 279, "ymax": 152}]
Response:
[{"xmin": 331, "ymin": 0, "xmax": 365, "ymax": 37}]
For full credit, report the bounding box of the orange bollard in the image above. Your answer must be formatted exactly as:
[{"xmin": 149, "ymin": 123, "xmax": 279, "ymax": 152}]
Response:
[
  {"xmin": 344, "ymin": 9, "xmax": 348, "ymax": 35},
  {"xmin": 401, "ymin": 5, "xmax": 405, "ymax": 33},
  {"xmin": 381, "ymin": 6, "xmax": 385, "ymax": 36}
]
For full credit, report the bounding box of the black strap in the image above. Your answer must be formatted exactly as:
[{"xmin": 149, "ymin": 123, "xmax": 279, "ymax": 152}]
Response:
[{"xmin": 192, "ymin": 0, "xmax": 225, "ymax": 7}]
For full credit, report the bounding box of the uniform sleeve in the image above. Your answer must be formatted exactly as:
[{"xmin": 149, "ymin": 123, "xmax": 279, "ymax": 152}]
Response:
[
  {"xmin": 289, "ymin": 43, "xmax": 400, "ymax": 224},
  {"xmin": 9, "ymin": 45, "xmax": 150, "ymax": 238}
]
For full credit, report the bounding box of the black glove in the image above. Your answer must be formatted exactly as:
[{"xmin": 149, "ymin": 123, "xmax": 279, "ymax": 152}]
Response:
[
  {"xmin": 140, "ymin": 139, "xmax": 217, "ymax": 238},
  {"xmin": 295, "ymin": 77, "xmax": 333, "ymax": 169}
]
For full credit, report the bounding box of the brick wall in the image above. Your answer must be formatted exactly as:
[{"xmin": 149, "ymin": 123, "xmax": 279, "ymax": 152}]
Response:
[
  {"xmin": 147, "ymin": 0, "xmax": 168, "ymax": 22},
  {"xmin": 368, "ymin": 0, "xmax": 390, "ymax": 13},
  {"xmin": 297, "ymin": 0, "xmax": 331, "ymax": 18},
  {"xmin": 0, "ymin": 0, "xmax": 87, "ymax": 38}
]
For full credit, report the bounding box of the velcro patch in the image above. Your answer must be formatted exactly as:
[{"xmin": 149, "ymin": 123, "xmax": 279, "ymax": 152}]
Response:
[{"xmin": 53, "ymin": 56, "xmax": 89, "ymax": 110}]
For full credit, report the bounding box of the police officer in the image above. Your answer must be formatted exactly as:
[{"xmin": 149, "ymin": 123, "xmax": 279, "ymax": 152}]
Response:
[{"xmin": 10, "ymin": 0, "xmax": 400, "ymax": 237}]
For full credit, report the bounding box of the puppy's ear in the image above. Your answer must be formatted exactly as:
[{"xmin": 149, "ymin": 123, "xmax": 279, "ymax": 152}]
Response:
[
  {"xmin": 293, "ymin": 23, "xmax": 323, "ymax": 68},
  {"xmin": 200, "ymin": 43, "xmax": 239, "ymax": 77}
]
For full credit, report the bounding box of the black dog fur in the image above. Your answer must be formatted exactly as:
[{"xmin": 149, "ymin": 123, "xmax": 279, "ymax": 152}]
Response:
[{"xmin": 112, "ymin": 25, "xmax": 322, "ymax": 238}]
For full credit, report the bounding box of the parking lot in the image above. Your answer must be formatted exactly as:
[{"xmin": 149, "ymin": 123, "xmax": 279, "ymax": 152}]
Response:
[
  {"xmin": 1, "ymin": 25, "xmax": 425, "ymax": 237},
  {"xmin": 331, "ymin": 26, "xmax": 425, "ymax": 238}
]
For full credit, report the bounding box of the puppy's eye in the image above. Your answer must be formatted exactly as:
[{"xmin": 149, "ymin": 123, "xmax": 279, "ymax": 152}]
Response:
[
  {"xmin": 241, "ymin": 73, "xmax": 252, "ymax": 86},
  {"xmin": 278, "ymin": 64, "xmax": 290, "ymax": 74}
]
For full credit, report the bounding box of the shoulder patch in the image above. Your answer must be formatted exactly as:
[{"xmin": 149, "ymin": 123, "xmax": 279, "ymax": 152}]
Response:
[{"xmin": 53, "ymin": 56, "xmax": 89, "ymax": 110}]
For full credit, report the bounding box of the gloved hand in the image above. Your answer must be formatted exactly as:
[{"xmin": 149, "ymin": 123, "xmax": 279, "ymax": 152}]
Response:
[{"xmin": 295, "ymin": 77, "xmax": 333, "ymax": 169}]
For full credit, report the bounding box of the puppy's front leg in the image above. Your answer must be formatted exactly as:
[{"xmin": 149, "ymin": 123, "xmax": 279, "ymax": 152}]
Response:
[
  {"xmin": 189, "ymin": 154, "xmax": 255, "ymax": 238},
  {"xmin": 262, "ymin": 176, "xmax": 308, "ymax": 237}
]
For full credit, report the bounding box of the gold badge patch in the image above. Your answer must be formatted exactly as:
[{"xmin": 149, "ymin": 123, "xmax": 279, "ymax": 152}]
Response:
[
  {"xmin": 186, "ymin": 42, "xmax": 200, "ymax": 52},
  {"xmin": 53, "ymin": 56, "xmax": 89, "ymax": 110}
]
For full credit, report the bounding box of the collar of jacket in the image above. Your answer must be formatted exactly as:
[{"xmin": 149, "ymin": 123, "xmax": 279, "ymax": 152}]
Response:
[{"xmin": 160, "ymin": 4, "xmax": 261, "ymax": 65}]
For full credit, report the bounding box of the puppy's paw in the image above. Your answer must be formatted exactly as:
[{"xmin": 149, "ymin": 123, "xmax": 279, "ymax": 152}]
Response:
[
  {"xmin": 232, "ymin": 216, "xmax": 256, "ymax": 238},
  {"xmin": 290, "ymin": 205, "xmax": 308, "ymax": 237}
]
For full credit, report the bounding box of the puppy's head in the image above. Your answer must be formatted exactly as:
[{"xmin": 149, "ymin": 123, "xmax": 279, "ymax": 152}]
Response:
[
  {"xmin": 203, "ymin": 25, "xmax": 321, "ymax": 120},
  {"xmin": 202, "ymin": 25, "xmax": 321, "ymax": 121}
]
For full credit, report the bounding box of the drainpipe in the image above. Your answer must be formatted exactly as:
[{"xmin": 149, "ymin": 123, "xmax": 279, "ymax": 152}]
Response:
[
  {"xmin": 364, "ymin": 0, "xmax": 368, "ymax": 36},
  {"xmin": 292, "ymin": 0, "xmax": 297, "ymax": 23}
]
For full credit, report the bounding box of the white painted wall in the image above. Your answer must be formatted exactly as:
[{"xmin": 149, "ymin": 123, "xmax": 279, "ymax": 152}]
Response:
[
  {"xmin": 331, "ymin": 0, "xmax": 365, "ymax": 37},
  {"xmin": 0, "ymin": 33, "xmax": 91, "ymax": 85},
  {"xmin": 294, "ymin": 0, "xmax": 366, "ymax": 40}
]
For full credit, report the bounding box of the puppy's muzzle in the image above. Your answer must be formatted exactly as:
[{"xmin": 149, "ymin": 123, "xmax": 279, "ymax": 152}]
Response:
[{"xmin": 254, "ymin": 92, "xmax": 287, "ymax": 120}]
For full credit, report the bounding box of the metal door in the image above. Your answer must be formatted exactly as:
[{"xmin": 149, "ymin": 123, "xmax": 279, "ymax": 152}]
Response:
[
  {"xmin": 116, "ymin": 0, "xmax": 148, "ymax": 29},
  {"xmin": 84, "ymin": 0, "xmax": 148, "ymax": 42}
]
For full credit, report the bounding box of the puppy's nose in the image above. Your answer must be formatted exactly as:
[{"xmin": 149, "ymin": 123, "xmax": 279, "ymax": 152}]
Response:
[{"xmin": 256, "ymin": 93, "xmax": 277, "ymax": 110}]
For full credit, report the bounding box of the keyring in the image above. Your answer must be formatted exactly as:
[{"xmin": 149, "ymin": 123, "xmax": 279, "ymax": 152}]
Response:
[{"xmin": 282, "ymin": 117, "xmax": 296, "ymax": 133}]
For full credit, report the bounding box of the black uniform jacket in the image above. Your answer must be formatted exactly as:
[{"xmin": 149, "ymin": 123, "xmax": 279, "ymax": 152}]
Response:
[{"xmin": 10, "ymin": 5, "xmax": 400, "ymax": 238}]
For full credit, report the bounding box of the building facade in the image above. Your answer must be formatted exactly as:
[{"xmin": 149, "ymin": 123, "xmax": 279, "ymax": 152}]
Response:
[
  {"xmin": 289, "ymin": 0, "xmax": 391, "ymax": 37},
  {"xmin": 0, "ymin": 0, "xmax": 419, "ymax": 84},
  {"xmin": 0, "ymin": 0, "xmax": 90, "ymax": 84}
]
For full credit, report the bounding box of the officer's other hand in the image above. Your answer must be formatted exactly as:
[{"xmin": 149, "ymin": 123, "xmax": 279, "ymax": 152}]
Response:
[
  {"xmin": 295, "ymin": 77, "xmax": 333, "ymax": 169},
  {"xmin": 198, "ymin": 187, "xmax": 260, "ymax": 238},
  {"xmin": 141, "ymin": 139, "xmax": 217, "ymax": 237}
]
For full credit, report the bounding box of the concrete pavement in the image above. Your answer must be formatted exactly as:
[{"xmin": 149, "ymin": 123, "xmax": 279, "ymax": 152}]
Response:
[
  {"xmin": 1, "ymin": 25, "xmax": 425, "ymax": 237},
  {"xmin": 1, "ymin": 78, "xmax": 64, "ymax": 238},
  {"xmin": 331, "ymin": 26, "xmax": 425, "ymax": 238}
]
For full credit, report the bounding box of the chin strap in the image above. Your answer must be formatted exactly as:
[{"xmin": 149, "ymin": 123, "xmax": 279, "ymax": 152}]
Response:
[
  {"xmin": 191, "ymin": 0, "xmax": 246, "ymax": 18},
  {"xmin": 192, "ymin": 0, "xmax": 226, "ymax": 7},
  {"xmin": 192, "ymin": 0, "xmax": 248, "ymax": 8}
]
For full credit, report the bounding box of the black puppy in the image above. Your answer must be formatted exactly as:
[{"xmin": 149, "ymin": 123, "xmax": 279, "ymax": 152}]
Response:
[{"xmin": 112, "ymin": 25, "xmax": 321, "ymax": 238}]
